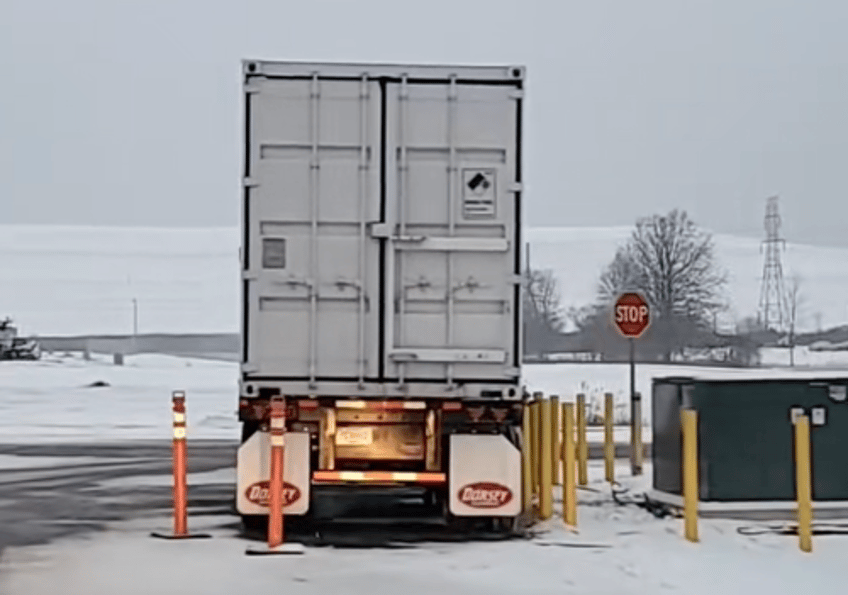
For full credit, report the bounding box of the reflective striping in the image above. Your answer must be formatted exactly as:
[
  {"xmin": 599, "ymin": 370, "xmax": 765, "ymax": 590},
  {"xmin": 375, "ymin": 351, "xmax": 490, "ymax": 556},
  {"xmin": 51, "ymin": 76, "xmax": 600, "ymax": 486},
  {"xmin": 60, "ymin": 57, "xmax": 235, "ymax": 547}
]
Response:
[
  {"xmin": 339, "ymin": 471, "xmax": 365, "ymax": 481},
  {"xmin": 270, "ymin": 417, "xmax": 285, "ymax": 429},
  {"xmin": 391, "ymin": 472, "xmax": 418, "ymax": 482},
  {"xmin": 270, "ymin": 435, "xmax": 285, "ymax": 447},
  {"xmin": 173, "ymin": 412, "xmax": 186, "ymax": 423},
  {"xmin": 299, "ymin": 400, "xmax": 319, "ymax": 410},
  {"xmin": 336, "ymin": 401, "xmax": 368, "ymax": 409},
  {"xmin": 173, "ymin": 427, "xmax": 186, "ymax": 440},
  {"xmin": 335, "ymin": 400, "xmax": 426, "ymax": 411},
  {"xmin": 442, "ymin": 402, "xmax": 463, "ymax": 411},
  {"xmin": 312, "ymin": 471, "xmax": 446, "ymax": 484}
]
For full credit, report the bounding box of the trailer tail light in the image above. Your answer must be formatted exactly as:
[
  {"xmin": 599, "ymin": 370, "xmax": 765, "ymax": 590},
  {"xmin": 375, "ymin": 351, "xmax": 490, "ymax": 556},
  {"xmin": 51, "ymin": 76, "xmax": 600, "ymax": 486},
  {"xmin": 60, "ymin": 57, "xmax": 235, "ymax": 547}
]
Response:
[
  {"xmin": 490, "ymin": 407, "xmax": 509, "ymax": 423},
  {"xmin": 466, "ymin": 406, "xmax": 486, "ymax": 422}
]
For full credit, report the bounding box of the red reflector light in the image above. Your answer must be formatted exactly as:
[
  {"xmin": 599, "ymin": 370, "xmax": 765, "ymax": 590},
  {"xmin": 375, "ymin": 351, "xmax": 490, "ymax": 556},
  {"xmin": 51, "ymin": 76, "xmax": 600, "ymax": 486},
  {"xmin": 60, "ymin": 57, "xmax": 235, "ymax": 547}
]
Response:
[
  {"xmin": 299, "ymin": 400, "xmax": 319, "ymax": 410},
  {"xmin": 442, "ymin": 402, "xmax": 463, "ymax": 411},
  {"xmin": 491, "ymin": 407, "xmax": 508, "ymax": 422}
]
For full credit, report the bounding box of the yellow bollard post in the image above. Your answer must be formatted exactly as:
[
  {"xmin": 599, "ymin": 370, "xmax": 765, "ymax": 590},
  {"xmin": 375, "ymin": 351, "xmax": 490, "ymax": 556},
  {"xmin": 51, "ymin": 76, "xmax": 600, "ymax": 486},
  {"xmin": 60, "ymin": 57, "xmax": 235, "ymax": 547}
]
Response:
[
  {"xmin": 530, "ymin": 395, "xmax": 541, "ymax": 498},
  {"xmin": 604, "ymin": 392, "xmax": 614, "ymax": 484},
  {"xmin": 550, "ymin": 395, "xmax": 560, "ymax": 486},
  {"xmin": 794, "ymin": 414, "xmax": 813, "ymax": 553},
  {"xmin": 562, "ymin": 402, "xmax": 577, "ymax": 527},
  {"xmin": 576, "ymin": 393, "xmax": 588, "ymax": 486},
  {"xmin": 682, "ymin": 409, "xmax": 699, "ymax": 543},
  {"xmin": 539, "ymin": 397, "xmax": 553, "ymax": 520},
  {"xmin": 521, "ymin": 402, "xmax": 533, "ymax": 514}
]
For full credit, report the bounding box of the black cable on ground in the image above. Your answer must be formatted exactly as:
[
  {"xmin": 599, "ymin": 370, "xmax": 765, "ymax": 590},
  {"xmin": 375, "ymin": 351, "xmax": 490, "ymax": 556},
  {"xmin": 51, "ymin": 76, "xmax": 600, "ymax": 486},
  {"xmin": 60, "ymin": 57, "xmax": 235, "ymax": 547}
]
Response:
[
  {"xmin": 737, "ymin": 522, "xmax": 848, "ymax": 536},
  {"xmin": 609, "ymin": 483, "xmax": 673, "ymax": 519}
]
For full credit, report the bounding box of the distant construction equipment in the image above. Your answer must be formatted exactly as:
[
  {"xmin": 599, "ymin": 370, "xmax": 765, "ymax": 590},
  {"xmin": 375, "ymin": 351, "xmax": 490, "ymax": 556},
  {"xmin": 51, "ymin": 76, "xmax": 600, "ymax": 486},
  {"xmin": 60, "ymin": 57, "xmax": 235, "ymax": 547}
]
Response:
[{"xmin": 0, "ymin": 318, "xmax": 41, "ymax": 360}]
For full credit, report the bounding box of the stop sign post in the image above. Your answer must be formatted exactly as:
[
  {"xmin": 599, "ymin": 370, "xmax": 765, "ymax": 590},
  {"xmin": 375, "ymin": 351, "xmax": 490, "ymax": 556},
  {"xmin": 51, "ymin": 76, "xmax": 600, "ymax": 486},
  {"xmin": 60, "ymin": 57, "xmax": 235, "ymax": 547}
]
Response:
[{"xmin": 613, "ymin": 292, "xmax": 651, "ymax": 476}]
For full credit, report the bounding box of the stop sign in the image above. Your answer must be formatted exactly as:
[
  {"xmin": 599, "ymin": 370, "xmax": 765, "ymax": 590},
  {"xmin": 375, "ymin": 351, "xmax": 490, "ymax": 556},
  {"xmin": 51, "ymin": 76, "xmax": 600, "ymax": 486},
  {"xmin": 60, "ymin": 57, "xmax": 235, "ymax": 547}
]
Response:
[{"xmin": 614, "ymin": 292, "xmax": 651, "ymax": 338}]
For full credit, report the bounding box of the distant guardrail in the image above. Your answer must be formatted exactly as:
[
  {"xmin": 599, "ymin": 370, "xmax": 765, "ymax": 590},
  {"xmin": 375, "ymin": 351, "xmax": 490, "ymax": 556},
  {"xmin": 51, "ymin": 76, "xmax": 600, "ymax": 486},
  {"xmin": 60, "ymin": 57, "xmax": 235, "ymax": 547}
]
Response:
[{"xmin": 35, "ymin": 333, "xmax": 239, "ymax": 361}]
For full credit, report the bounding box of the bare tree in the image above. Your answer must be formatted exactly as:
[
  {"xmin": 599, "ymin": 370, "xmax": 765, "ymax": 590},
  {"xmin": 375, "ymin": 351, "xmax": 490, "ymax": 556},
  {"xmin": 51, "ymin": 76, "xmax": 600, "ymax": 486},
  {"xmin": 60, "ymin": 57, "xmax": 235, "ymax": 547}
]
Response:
[
  {"xmin": 785, "ymin": 275, "xmax": 803, "ymax": 366},
  {"xmin": 523, "ymin": 268, "xmax": 565, "ymax": 356},
  {"xmin": 594, "ymin": 209, "xmax": 728, "ymax": 360},
  {"xmin": 525, "ymin": 268, "xmax": 565, "ymax": 332}
]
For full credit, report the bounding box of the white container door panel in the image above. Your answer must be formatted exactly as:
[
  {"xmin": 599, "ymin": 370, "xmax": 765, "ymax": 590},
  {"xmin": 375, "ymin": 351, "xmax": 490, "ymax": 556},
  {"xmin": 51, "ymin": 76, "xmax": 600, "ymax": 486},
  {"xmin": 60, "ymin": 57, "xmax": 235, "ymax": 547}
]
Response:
[
  {"xmin": 383, "ymin": 81, "xmax": 520, "ymax": 383},
  {"xmin": 245, "ymin": 77, "xmax": 382, "ymax": 382}
]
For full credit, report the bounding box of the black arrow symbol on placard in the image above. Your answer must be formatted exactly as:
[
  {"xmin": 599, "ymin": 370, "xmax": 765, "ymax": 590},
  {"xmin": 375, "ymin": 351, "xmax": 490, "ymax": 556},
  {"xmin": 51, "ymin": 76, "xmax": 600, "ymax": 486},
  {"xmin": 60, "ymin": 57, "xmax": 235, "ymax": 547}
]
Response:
[{"xmin": 467, "ymin": 173, "xmax": 490, "ymax": 192}]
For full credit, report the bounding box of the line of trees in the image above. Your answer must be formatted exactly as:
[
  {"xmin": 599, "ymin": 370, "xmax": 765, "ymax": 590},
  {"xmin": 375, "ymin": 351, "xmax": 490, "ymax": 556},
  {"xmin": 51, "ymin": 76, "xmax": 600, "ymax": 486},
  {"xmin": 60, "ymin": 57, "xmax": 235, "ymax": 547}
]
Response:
[
  {"xmin": 523, "ymin": 208, "xmax": 818, "ymax": 364},
  {"xmin": 525, "ymin": 209, "xmax": 733, "ymax": 362}
]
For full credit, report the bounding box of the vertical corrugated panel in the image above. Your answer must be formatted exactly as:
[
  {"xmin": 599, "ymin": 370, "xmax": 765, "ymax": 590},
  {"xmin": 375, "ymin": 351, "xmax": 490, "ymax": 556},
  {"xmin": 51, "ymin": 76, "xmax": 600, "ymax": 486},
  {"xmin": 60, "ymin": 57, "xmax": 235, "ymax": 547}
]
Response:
[
  {"xmin": 384, "ymin": 82, "xmax": 519, "ymax": 382},
  {"xmin": 246, "ymin": 77, "xmax": 382, "ymax": 380}
]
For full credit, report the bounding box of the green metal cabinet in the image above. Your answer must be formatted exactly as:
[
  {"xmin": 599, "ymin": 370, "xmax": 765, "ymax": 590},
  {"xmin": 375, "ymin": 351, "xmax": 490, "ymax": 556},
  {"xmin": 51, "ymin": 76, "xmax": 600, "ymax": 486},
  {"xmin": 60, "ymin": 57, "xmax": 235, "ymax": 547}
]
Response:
[{"xmin": 652, "ymin": 375, "xmax": 848, "ymax": 502}]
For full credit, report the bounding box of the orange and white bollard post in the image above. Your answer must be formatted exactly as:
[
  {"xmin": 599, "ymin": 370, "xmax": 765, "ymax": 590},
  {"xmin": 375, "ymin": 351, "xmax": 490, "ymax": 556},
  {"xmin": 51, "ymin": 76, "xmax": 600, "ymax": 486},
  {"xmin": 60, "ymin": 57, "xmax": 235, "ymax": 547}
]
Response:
[
  {"xmin": 246, "ymin": 395, "xmax": 304, "ymax": 555},
  {"xmin": 151, "ymin": 391, "xmax": 210, "ymax": 540}
]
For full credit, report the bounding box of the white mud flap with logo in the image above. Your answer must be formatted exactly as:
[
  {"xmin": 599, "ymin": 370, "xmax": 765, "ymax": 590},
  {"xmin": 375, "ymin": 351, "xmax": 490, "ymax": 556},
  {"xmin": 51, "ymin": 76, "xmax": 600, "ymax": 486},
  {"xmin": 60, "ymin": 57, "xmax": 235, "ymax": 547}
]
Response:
[
  {"xmin": 448, "ymin": 434, "xmax": 521, "ymax": 517},
  {"xmin": 237, "ymin": 430, "xmax": 311, "ymax": 516}
]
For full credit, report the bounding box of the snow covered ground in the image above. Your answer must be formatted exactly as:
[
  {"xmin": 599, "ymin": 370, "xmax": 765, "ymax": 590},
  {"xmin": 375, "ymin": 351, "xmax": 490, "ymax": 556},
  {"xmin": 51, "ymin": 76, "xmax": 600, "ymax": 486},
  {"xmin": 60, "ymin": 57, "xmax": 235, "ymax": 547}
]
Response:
[
  {"xmin": 1, "ymin": 345, "xmax": 847, "ymax": 592},
  {"xmin": 0, "ymin": 353, "xmax": 239, "ymax": 445},
  {"xmin": 2, "ymin": 460, "xmax": 846, "ymax": 595},
  {"xmin": 2, "ymin": 349, "xmax": 847, "ymax": 449},
  {"xmin": 3, "ymin": 224, "xmax": 848, "ymax": 337}
]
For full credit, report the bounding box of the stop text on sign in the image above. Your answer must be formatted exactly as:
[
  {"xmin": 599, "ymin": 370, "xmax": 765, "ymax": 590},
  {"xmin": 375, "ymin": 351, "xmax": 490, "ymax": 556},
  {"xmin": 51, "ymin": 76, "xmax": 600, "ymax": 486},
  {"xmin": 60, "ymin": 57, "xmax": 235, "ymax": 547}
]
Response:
[{"xmin": 616, "ymin": 305, "xmax": 649, "ymax": 325}]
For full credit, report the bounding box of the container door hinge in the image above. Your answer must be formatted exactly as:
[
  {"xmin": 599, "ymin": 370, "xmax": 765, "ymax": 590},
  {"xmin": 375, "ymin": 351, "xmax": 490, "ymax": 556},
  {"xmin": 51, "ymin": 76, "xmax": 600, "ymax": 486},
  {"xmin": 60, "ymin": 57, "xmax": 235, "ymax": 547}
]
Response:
[
  {"xmin": 244, "ymin": 77, "xmax": 267, "ymax": 94},
  {"xmin": 243, "ymin": 177, "xmax": 259, "ymax": 188},
  {"xmin": 509, "ymin": 89, "xmax": 525, "ymax": 100}
]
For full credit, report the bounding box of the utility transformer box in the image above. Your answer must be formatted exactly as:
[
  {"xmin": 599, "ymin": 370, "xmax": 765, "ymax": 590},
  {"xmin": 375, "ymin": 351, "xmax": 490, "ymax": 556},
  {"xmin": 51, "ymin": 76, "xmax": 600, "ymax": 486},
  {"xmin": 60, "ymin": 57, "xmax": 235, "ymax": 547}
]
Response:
[
  {"xmin": 651, "ymin": 372, "xmax": 848, "ymax": 507},
  {"xmin": 236, "ymin": 60, "xmax": 526, "ymax": 531}
]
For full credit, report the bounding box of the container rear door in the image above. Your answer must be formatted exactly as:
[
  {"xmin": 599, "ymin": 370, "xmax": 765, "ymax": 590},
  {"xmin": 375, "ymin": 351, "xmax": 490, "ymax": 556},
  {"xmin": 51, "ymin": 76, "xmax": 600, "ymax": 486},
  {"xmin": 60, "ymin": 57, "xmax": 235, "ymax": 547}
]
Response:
[
  {"xmin": 382, "ymin": 80, "xmax": 521, "ymax": 384},
  {"xmin": 243, "ymin": 76, "xmax": 382, "ymax": 382}
]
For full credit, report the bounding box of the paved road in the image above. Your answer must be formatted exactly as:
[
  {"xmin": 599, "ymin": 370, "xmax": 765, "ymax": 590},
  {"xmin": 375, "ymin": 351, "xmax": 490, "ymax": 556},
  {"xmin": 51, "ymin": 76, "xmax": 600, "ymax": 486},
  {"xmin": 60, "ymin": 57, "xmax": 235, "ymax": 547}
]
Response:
[{"xmin": 0, "ymin": 440, "xmax": 237, "ymax": 553}]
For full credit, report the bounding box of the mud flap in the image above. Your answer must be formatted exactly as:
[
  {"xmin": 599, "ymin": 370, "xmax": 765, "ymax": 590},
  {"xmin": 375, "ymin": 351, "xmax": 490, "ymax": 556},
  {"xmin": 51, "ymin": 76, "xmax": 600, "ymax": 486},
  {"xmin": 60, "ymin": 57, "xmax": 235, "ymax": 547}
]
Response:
[
  {"xmin": 237, "ymin": 430, "xmax": 311, "ymax": 516},
  {"xmin": 448, "ymin": 434, "xmax": 521, "ymax": 517}
]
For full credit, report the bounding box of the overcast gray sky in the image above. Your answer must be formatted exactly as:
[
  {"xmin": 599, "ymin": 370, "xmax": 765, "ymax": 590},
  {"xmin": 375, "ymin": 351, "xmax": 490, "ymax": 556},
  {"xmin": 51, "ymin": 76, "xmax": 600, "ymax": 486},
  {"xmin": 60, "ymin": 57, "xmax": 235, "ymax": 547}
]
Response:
[{"xmin": 2, "ymin": 0, "xmax": 847, "ymax": 246}]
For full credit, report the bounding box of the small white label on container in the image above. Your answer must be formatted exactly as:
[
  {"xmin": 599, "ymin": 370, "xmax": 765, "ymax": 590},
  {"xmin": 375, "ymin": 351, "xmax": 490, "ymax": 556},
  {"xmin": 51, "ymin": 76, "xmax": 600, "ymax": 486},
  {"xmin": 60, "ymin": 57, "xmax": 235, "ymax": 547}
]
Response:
[
  {"xmin": 812, "ymin": 407, "xmax": 827, "ymax": 426},
  {"xmin": 829, "ymin": 385, "xmax": 847, "ymax": 403},
  {"xmin": 790, "ymin": 408, "xmax": 805, "ymax": 424}
]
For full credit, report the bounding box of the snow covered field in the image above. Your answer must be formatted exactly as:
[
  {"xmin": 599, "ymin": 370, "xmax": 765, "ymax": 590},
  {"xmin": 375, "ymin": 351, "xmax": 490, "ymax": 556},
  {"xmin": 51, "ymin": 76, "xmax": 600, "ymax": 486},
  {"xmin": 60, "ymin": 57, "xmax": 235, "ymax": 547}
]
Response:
[
  {"xmin": 2, "ymin": 460, "xmax": 846, "ymax": 595},
  {"xmin": 0, "ymin": 353, "xmax": 239, "ymax": 444},
  {"xmin": 0, "ymin": 225, "xmax": 240, "ymax": 336},
  {"xmin": 3, "ymin": 225, "xmax": 848, "ymax": 337},
  {"xmin": 2, "ymin": 349, "xmax": 846, "ymax": 449}
]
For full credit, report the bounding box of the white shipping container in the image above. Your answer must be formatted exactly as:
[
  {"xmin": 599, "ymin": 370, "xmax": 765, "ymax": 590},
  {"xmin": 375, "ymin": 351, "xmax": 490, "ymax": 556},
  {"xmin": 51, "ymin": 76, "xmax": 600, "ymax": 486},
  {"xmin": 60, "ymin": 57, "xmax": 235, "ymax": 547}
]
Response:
[{"xmin": 240, "ymin": 61, "xmax": 525, "ymax": 399}]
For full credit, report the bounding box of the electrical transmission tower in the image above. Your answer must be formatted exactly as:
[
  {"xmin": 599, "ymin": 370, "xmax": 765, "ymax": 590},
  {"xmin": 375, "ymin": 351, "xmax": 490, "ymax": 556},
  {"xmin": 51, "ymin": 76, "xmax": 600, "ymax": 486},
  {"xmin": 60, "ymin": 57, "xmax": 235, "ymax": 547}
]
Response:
[{"xmin": 757, "ymin": 196, "xmax": 788, "ymax": 332}]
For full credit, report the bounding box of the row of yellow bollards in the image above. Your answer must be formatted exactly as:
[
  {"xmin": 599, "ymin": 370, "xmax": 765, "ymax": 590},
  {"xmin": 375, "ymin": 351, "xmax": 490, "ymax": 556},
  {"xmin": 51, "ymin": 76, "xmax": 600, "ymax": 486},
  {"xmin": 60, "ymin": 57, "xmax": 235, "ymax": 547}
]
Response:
[
  {"xmin": 523, "ymin": 395, "xmax": 813, "ymax": 553},
  {"xmin": 522, "ymin": 392, "xmax": 612, "ymax": 527},
  {"xmin": 679, "ymin": 408, "xmax": 813, "ymax": 553}
]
